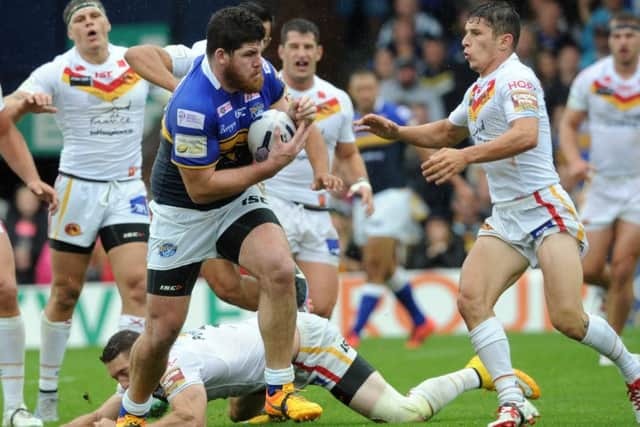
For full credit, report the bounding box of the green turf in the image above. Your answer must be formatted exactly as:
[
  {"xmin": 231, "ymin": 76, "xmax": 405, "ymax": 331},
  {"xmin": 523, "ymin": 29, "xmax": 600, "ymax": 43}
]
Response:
[{"xmin": 10, "ymin": 329, "xmax": 639, "ymax": 426}]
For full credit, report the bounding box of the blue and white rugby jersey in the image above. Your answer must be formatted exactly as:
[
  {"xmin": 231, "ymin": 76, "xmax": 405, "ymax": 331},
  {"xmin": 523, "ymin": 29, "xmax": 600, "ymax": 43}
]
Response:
[{"xmin": 150, "ymin": 54, "xmax": 285, "ymax": 210}]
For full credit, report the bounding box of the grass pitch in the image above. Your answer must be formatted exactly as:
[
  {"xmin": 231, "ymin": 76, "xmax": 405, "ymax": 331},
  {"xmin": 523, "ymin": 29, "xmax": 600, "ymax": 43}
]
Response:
[{"xmin": 11, "ymin": 328, "xmax": 639, "ymax": 426}]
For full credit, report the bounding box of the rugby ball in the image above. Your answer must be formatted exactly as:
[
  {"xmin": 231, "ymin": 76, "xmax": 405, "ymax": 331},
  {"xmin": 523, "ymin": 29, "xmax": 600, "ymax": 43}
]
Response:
[{"xmin": 247, "ymin": 109, "xmax": 296, "ymax": 162}]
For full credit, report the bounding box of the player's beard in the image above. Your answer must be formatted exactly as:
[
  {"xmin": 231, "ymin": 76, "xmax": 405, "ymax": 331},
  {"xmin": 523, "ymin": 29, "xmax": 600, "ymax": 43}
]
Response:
[{"xmin": 224, "ymin": 63, "xmax": 264, "ymax": 93}]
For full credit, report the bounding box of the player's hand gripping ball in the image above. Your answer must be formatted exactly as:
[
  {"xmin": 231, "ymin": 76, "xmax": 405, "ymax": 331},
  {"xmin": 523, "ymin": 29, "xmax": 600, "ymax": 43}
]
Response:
[{"xmin": 248, "ymin": 109, "xmax": 296, "ymax": 162}]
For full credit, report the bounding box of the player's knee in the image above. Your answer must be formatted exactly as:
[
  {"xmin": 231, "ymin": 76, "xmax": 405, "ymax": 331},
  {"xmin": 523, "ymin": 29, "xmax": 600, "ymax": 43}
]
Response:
[
  {"xmin": 610, "ymin": 258, "xmax": 636, "ymax": 288},
  {"xmin": 49, "ymin": 279, "xmax": 82, "ymax": 314},
  {"xmin": 457, "ymin": 290, "xmax": 485, "ymax": 322},
  {"xmin": 172, "ymin": 410, "xmax": 197, "ymax": 427},
  {"xmin": 0, "ymin": 281, "xmax": 18, "ymax": 313},
  {"xmin": 259, "ymin": 257, "xmax": 296, "ymax": 293},
  {"xmin": 121, "ymin": 275, "xmax": 147, "ymax": 306},
  {"xmin": 549, "ymin": 308, "xmax": 585, "ymax": 340},
  {"xmin": 582, "ymin": 262, "xmax": 605, "ymax": 284}
]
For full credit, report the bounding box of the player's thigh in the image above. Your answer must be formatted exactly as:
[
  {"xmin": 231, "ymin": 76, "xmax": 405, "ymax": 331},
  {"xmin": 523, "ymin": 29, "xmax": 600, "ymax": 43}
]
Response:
[
  {"xmin": 0, "ymin": 230, "xmax": 18, "ymax": 315},
  {"xmin": 362, "ymin": 236, "xmax": 396, "ymax": 273},
  {"xmin": 611, "ymin": 220, "xmax": 640, "ymax": 267},
  {"xmin": 581, "ymin": 227, "xmax": 614, "ymax": 276},
  {"xmin": 107, "ymin": 241, "xmax": 147, "ymax": 283},
  {"xmin": 200, "ymin": 258, "xmax": 243, "ymax": 296},
  {"xmin": 537, "ymin": 232, "xmax": 584, "ymax": 315},
  {"xmin": 238, "ymin": 222, "xmax": 293, "ymax": 277},
  {"xmin": 50, "ymin": 248, "xmax": 92, "ymax": 289},
  {"xmin": 460, "ymin": 235, "xmax": 529, "ymax": 307}
]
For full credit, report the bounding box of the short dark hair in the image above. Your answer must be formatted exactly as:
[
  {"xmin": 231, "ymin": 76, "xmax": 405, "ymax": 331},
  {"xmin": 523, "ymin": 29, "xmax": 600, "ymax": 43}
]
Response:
[
  {"xmin": 63, "ymin": 0, "xmax": 106, "ymax": 26},
  {"xmin": 100, "ymin": 330, "xmax": 139, "ymax": 364},
  {"xmin": 350, "ymin": 68, "xmax": 379, "ymax": 82},
  {"xmin": 238, "ymin": 1, "xmax": 274, "ymax": 25},
  {"xmin": 468, "ymin": 1, "xmax": 520, "ymax": 49},
  {"xmin": 609, "ymin": 10, "xmax": 640, "ymax": 31},
  {"xmin": 280, "ymin": 18, "xmax": 320, "ymax": 45},
  {"xmin": 206, "ymin": 7, "xmax": 265, "ymax": 57}
]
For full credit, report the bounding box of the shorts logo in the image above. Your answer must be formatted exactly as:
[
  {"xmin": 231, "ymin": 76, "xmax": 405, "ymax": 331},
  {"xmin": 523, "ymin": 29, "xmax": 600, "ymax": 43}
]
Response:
[
  {"xmin": 530, "ymin": 219, "xmax": 555, "ymax": 239},
  {"xmin": 158, "ymin": 284, "xmax": 183, "ymax": 292},
  {"xmin": 64, "ymin": 223, "xmax": 82, "ymax": 236},
  {"xmin": 130, "ymin": 195, "xmax": 149, "ymax": 216},
  {"xmin": 326, "ymin": 239, "xmax": 340, "ymax": 257},
  {"xmin": 177, "ymin": 108, "xmax": 205, "ymax": 130},
  {"xmin": 158, "ymin": 243, "xmax": 178, "ymax": 257}
]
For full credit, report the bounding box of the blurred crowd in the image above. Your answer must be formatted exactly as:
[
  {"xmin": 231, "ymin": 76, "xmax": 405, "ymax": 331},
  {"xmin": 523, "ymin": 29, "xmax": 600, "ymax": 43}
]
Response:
[{"xmin": 2, "ymin": 0, "xmax": 638, "ymax": 283}]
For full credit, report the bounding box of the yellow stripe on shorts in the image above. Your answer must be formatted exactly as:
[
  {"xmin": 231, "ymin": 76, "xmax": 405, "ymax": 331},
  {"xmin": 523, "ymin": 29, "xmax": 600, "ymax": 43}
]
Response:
[
  {"xmin": 53, "ymin": 178, "xmax": 74, "ymax": 240},
  {"xmin": 548, "ymin": 185, "xmax": 585, "ymax": 243},
  {"xmin": 298, "ymin": 346, "xmax": 353, "ymax": 365}
]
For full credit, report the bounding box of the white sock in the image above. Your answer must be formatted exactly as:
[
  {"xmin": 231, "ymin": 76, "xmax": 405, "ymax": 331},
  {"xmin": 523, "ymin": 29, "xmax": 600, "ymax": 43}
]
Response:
[
  {"xmin": 118, "ymin": 314, "xmax": 145, "ymax": 333},
  {"xmin": 469, "ymin": 317, "xmax": 523, "ymax": 405},
  {"xmin": 264, "ymin": 366, "xmax": 295, "ymax": 386},
  {"xmin": 39, "ymin": 313, "xmax": 71, "ymax": 392},
  {"xmin": 581, "ymin": 313, "xmax": 640, "ymax": 383},
  {"xmin": 386, "ymin": 268, "xmax": 409, "ymax": 291},
  {"xmin": 122, "ymin": 390, "xmax": 153, "ymax": 416},
  {"xmin": 410, "ymin": 368, "xmax": 479, "ymax": 415},
  {"xmin": 0, "ymin": 316, "xmax": 25, "ymax": 411}
]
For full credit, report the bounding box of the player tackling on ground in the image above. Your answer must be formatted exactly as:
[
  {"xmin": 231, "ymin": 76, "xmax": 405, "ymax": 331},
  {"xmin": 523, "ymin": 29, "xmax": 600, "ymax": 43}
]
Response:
[{"xmin": 355, "ymin": 2, "xmax": 640, "ymax": 425}]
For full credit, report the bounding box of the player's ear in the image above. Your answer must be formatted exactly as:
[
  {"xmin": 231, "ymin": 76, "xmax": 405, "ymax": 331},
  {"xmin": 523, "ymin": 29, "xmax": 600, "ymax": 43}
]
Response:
[
  {"xmin": 316, "ymin": 44, "xmax": 323, "ymax": 62},
  {"xmin": 278, "ymin": 44, "xmax": 284, "ymax": 61},
  {"xmin": 214, "ymin": 48, "xmax": 229, "ymax": 65}
]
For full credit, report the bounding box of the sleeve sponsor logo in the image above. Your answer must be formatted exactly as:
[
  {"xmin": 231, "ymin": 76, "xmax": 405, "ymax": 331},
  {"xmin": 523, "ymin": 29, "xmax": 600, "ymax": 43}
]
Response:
[
  {"xmin": 160, "ymin": 367, "xmax": 186, "ymax": 396},
  {"xmin": 174, "ymin": 134, "xmax": 207, "ymax": 158},
  {"xmin": 177, "ymin": 108, "xmax": 205, "ymax": 130},
  {"xmin": 511, "ymin": 90, "xmax": 539, "ymax": 112}
]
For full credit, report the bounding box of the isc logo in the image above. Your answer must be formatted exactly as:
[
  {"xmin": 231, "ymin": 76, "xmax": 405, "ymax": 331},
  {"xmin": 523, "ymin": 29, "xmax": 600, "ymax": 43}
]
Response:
[{"xmin": 241, "ymin": 195, "xmax": 267, "ymax": 206}]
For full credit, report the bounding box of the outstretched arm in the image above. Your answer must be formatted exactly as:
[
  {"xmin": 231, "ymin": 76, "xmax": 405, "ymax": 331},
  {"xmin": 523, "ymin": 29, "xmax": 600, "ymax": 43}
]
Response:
[
  {"xmin": 125, "ymin": 44, "xmax": 183, "ymax": 91},
  {"xmin": 147, "ymin": 385, "xmax": 208, "ymax": 427},
  {"xmin": 354, "ymin": 114, "xmax": 469, "ymax": 149},
  {"xmin": 61, "ymin": 394, "xmax": 122, "ymax": 427}
]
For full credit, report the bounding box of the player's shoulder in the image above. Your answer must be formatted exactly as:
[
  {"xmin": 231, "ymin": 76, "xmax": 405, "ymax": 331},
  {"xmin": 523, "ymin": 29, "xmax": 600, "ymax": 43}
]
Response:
[
  {"xmin": 169, "ymin": 59, "xmax": 219, "ymax": 118},
  {"xmin": 575, "ymin": 56, "xmax": 611, "ymax": 82},
  {"xmin": 314, "ymin": 76, "xmax": 352, "ymax": 105}
]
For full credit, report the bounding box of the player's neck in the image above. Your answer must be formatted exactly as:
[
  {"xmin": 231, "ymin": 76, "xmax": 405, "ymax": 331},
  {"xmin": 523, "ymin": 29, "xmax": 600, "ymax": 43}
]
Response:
[
  {"xmin": 478, "ymin": 51, "xmax": 511, "ymax": 78},
  {"xmin": 77, "ymin": 45, "xmax": 109, "ymax": 65},
  {"xmin": 281, "ymin": 72, "xmax": 314, "ymax": 91},
  {"xmin": 614, "ymin": 58, "xmax": 639, "ymax": 80}
]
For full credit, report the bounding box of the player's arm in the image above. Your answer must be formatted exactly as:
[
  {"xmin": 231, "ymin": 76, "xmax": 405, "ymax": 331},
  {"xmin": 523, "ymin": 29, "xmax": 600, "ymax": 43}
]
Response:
[
  {"xmin": 335, "ymin": 142, "xmax": 373, "ymax": 215},
  {"xmin": 125, "ymin": 44, "xmax": 182, "ymax": 92},
  {"xmin": 4, "ymin": 90, "xmax": 57, "ymax": 122},
  {"xmin": 180, "ymin": 123, "xmax": 311, "ymax": 203},
  {"xmin": 146, "ymin": 385, "xmax": 208, "ymax": 427},
  {"xmin": 61, "ymin": 394, "xmax": 122, "ymax": 427},
  {"xmin": 0, "ymin": 109, "xmax": 58, "ymax": 210},
  {"xmin": 559, "ymin": 108, "xmax": 591, "ymax": 188},
  {"xmin": 423, "ymin": 117, "xmax": 538, "ymax": 185},
  {"xmin": 227, "ymin": 390, "xmax": 266, "ymax": 422},
  {"xmin": 355, "ymin": 115, "xmax": 469, "ymax": 149}
]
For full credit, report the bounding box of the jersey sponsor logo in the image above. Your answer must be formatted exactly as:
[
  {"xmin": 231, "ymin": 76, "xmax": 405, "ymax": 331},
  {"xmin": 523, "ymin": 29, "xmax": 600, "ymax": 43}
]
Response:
[
  {"xmin": 177, "ymin": 108, "xmax": 205, "ymax": 130},
  {"xmin": 235, "ymin": 106, "xmax": 247, "ymax": 119},
  {"xmin": 249, "ymin": 102, "xmax": 265, "ymax": 119},
  {"xmin": 64, "ymin": 223, "xmax": 82, "ymax": 236},
  {"xmin": 174, "ymin": 134, "xmax": 207, "ymax": 158},
  {"xmin": 507, "ymin": 80, "xmax": 534, "ymax": 90},
  {"xmin": 511, "ymin": 90, "xmax": 538, "ymax": 113},
  {"xmin": 158, "ymin": 242, "xmax": 178, "ymax": 257},
  {"xmin": 590, "ymin": 80, "xmax": 640, "ymax": 111},
  {"xmin": 89, "ymin": 102, "xmax": 135, "ymax": 137},
  {"xmin": 69, "ymin": 75, "xmax": 92, "ymax": 86},
  {"xmin": 219, "ymin": 121, "xmax": 237, "ymax": 134},
  {"xmin": 129, "ymin": 195, "xmax": 149, "ymax": 216},
  {"xmin": 94, "ymin": 70, "xmax": 113, "ymax": 79},
  {"xmin": 244, "ymin": 93, "xmax": 261, "ymax": 102},
  {"xmin": 217, "ymin": 101, "xmax": 233, "ymax": 118},
  {"xmin": 468, "ymin": 79, "xmax": 496, "ymax": 121},
  {"xmin": 62, "ymin": 66, "xmax": 141, "ymax": 102},
  {"xmin": 315, "ymin": 98, "xmax": 341, "ymax": 121}
]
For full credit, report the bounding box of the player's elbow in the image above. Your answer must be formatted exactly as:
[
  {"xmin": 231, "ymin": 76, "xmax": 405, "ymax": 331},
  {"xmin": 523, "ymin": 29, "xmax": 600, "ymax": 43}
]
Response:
[
  {"xmin": 519, "ymin": 130, "xmax": 538, "ymax": 151},
  {"xmin": 172, "ymin": 410, "xmax": 200, "ymax": 427}
]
